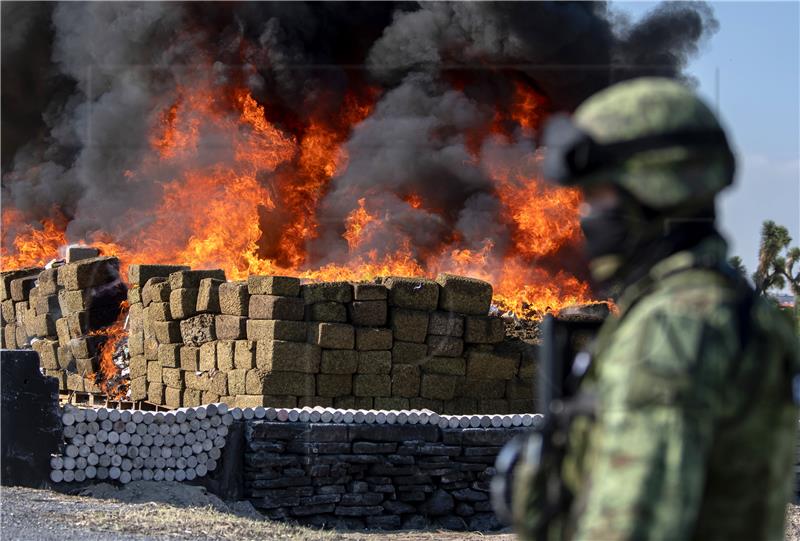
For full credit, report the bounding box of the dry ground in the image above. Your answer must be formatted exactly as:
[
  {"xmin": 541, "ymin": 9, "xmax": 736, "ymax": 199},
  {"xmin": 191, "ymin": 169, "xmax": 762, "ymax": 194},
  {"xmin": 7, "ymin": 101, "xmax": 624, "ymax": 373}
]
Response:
[
  {"xmin": 1, "ymin": 483, "xmax": 798, "ymax": 540},
  {"xmin": 787, "ymin": 504, "xmax": 800, "ymax": 541},
  {"xmin": 0, "ymin": 483, "xmax": 513, "ymax": 541}
]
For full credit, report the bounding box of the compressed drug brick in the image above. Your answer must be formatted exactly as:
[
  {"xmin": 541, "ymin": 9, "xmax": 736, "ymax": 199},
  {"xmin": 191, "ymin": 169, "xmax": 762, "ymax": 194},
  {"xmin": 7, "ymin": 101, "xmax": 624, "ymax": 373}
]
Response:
[
  {"xmin": 246, "ymin": 319, "xmax": 306, "ymax": 342},
  {"xmin": 234, "ymin": 340, "xmax": 256, "ymax": 369},
  {"xmin": 353, "ymin": 283, "xmax": 388, "ymax": 301},
  {"xmin": 391, "ymin": 363, "xmax": 421, "ymax": 398},
  {"xmin": 168, "ymin": 269, "xmax": 226, "ymax": 290},
  {"xmin": 179, "ymin": 314, "xmax": 216, "ymax": 346},
  {"xmin": 215, "ymin": 315, "xmax": 246, "ymax": 340},
  {"xmin": 320, "ymin": 349, "xmax": 358, "ymax": 374},
  {"xmin": 427, "ymin": 311, "xmax": 464, "ymax": 337},
  {"xmin": 307, "ymin": 322, "xmax": 354, "ymax": 349},
  {"xmin": 247, "ymin": 275, "xmax": 300, "ymax": 297},
  {"xmin": 353, "ymin": 374, "xmax": 391, "ymax": 397},
  {"xmin": 245, "ymin": 369, "xmax": 315, "ymax": 396},
  {"xmin": 169, "ymin": 288, "xmax": 199, "ymax": 320},
  {"xmin": 317, "ymin": 374, "xmax": 353, "ymax": 397},
  {"xmin": 357, "ymin": 351, "xmax": 392, "ymax": 374},
  {"xmin": 127, "ymin": 264, "xmax": 189, "ymax": 286},
  {"xmin": 426, "ymin": 335, "xmax": 464, "ymax": 357},
  {"xmin": 249, "ymin": 295, "xmax": 304, "ymax": 321},
  {"xmin": 384, "ymin": 277, "xmax": 439, "ymax": 311},
  {"xmin": 465, "ymin": 348, "xmax": 519, "ymax": 380},
  {"xmin": 390, "ymin": 308, "xmax": 429, "ymax": 343},
  {"xmin": 464, "ymin": 316, "xmax": 504, "ymax": 344},
  {"xmin": 218, "ymin": 281, "xmax": 249, "ymax": 316},
  {"xmin": 301, "ymin": 282, "xmax": 353, "ymax": 304},
  {"xmin": 256, "ymin": 340, "xmax": 321, "ymax": 373},
  {"xmin": 307, "ymin": 302, "xmax": 347, "ymax": 323},
  {"xmin": 392, "ymin": 341, "xmax": 428, "ymax": 364},
  {"xmin": 196, "ymin": 278, "xmax": 223, "ymax": 313},
  {"xmin": 60, "ymin": 257, "xmax": 120, "ymax": 290},
  {"xmin": 355, "ymin": 328, "xmax": 393, "ymax": 351},
  {"xmin": 142, "ymin": 278, "xmax": 170, "ymax": 307},
  {"xmin": 420, "ymin": 373, "xmax": 458, "ymax": 400},
  {"xmin": 348, "ymin": 300, "xmax": 387, "ymax": 326},
  {"xmin": 435, "ymin": 273, "xmax": 492, "ymax": 316}
]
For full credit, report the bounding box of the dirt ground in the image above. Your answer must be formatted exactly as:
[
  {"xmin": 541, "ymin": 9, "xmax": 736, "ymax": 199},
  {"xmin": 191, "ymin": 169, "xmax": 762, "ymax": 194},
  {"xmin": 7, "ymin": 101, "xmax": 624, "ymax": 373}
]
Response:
[
  {"xmin": 787, "ymin": 504, "xmax": 800, "ymax": 541},
  {"xmin": 1, "ymin": 482, "xmax": 798, "ymax": 540},
  {"xmin": 0, "ymin": 482, "xmax": 514, "ymax": 541}
]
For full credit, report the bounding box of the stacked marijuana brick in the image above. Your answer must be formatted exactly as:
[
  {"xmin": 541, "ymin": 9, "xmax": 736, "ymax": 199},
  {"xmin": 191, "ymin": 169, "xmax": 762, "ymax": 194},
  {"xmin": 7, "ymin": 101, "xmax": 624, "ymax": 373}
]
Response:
[
  {"xmin": 54, "ymin": 257, "xmax": 127, "ymax": 392},
  {"xmin": 1, "ymin": 266, "xmax": 45, "ymax": 349},
  {"xmin": 2, "ymin": 256, "xmax": 126, "ymax": 393},
  {"xmin": 126, "ymin": 264, "xmax": 201, "ymax": 406},
  {"xmin": 129, "ymin": 267, "xmax": 535, "ymax": 414}
]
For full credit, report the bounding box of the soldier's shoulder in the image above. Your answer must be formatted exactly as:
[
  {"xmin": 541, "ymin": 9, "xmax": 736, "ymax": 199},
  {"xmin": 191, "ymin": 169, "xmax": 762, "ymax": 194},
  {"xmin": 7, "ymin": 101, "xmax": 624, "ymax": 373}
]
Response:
[
  {"xmin": 611, "ymin": 268, "xmax": 797, "ymax": 375},
  {"xmin": 599, "ymin": 275, "xmax": 739, "ymax": 409},
  {"xmin": 638, "ymin": 269, "xmax": 796, "ymax": 346}
]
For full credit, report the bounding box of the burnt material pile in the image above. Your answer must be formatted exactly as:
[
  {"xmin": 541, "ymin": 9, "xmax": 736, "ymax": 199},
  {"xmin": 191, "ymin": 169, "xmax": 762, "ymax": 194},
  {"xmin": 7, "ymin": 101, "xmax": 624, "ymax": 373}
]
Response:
[{"xmin": 501, "ymin": 302, "xmax": 611, "ymax": 341}]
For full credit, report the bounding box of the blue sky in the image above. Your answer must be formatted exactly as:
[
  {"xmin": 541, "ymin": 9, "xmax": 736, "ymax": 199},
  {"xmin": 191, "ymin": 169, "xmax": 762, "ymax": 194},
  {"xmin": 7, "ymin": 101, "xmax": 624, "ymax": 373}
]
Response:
[{"xmin": 616, "ymin": 1, "xmax": 800, "ymax": 281}]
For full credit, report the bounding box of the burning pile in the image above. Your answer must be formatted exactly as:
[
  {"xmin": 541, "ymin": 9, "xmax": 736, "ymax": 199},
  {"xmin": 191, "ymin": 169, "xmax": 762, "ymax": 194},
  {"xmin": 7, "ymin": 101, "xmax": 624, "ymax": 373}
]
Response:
[
  {"xmin": 123, "ymin": 265, "xmax": 539, "ymax": 414},
  {"xmin": 2, "ymin": 244, "xmax": 607, "ymax": 409},
  {"xmin": 1, "ymin": 3, "xmax": 718, "ymax": 318},
  {"xmin": 1, "ymin": 252, "xmax": 128, "ymax": 396},
  {"xmin": 2, "ymin": 78, "xmax": 592, "ymax": 316}
]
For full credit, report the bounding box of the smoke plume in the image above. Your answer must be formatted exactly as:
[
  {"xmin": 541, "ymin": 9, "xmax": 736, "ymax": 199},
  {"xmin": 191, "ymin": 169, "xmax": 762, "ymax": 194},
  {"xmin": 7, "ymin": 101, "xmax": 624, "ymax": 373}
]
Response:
[{"xmin": 2, "ymin": 1, "xmax": 717, "ymax": 286}]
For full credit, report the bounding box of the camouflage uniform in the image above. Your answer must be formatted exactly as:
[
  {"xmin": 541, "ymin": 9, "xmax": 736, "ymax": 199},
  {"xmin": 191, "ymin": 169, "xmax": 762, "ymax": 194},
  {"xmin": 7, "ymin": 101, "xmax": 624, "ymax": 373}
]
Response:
[
  {"xmin": 568, "ymin": 234, "xmax": 798, "ymax": 540},
  {"xmin": 516, "ymin": 78, "xmax": 800, "ymax": 541}
]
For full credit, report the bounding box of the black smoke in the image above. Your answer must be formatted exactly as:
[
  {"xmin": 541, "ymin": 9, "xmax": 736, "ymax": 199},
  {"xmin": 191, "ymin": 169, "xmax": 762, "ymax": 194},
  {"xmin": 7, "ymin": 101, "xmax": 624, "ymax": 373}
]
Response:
[
  {"xmin": 312, "ymin": 1, "xmax": 718, "ymax": 266},
  {"xmin": 2, "ymin": 1, "xmax": 717, "ymax": 271}
]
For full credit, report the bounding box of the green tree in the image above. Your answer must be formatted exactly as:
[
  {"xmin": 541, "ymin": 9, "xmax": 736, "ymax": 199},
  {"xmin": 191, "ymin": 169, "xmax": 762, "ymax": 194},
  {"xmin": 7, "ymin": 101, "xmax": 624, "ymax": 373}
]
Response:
[
  {"xmin": 752, "ymin": 220, "xmax": 792, "ymax": 295},
  {"xmin": 780, "ymin": 246, "xmax": 800, "ymax": 333},
  {"xmin": 728, "ymin": 256, "xmax": 747, "ymax": 278},
  {"xmin": 780, "ymin": 246, "xmax": 800, "ymax": 298}
]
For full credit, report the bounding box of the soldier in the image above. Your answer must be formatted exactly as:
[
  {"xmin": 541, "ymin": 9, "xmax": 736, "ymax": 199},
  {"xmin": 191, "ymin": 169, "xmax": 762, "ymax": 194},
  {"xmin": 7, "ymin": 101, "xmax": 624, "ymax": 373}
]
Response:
[{"xmin": 511, "ymin": 77, "xmax": 799, "ymax": 540}]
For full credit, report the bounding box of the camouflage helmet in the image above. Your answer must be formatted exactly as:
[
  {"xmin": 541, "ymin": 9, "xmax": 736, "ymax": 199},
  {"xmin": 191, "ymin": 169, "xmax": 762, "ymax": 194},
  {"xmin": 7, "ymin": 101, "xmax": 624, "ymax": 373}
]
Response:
[{"xmin": 543, "ymin": 77, "xmax": 736, "ymax": 210}]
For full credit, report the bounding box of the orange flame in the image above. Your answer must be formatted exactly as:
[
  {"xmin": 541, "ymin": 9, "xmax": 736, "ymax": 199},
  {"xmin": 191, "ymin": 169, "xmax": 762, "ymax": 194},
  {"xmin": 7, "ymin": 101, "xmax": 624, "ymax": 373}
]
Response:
[
  {"xmin": 343, "ymin": 198, "xmax": 378, "ymax": 250},
  {"xmin": 509, "ymin": 81, "xmax": 546, "ymax": 133},
  {"xmin": 88, "ymin": 301, "xmax": 129, "ymax": 399},
  {"xmin": 404, "ymin": 193, "xmax": 423, "ymax": 209},
  {"xmin": 2, "ymin": 75, "xmax": 593, "ymax": 317},
  {"xmin": 1, "ymin": 209, "xmax": 68, "ymax": 270}
]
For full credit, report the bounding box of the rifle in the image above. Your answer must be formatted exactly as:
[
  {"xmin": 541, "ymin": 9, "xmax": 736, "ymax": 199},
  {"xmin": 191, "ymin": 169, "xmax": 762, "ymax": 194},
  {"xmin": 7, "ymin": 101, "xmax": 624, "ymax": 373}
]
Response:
[{"xmin": 491, "ymin": 314, "xmax": 603, "ymax": 540}]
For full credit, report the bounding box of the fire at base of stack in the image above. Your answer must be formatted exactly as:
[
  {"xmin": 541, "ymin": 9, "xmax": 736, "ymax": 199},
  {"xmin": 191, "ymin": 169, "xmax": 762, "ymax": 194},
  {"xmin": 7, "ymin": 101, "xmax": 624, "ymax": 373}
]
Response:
[{"xmin": 0, "ymin": 252, "xmax": 608, "ymax": 413}]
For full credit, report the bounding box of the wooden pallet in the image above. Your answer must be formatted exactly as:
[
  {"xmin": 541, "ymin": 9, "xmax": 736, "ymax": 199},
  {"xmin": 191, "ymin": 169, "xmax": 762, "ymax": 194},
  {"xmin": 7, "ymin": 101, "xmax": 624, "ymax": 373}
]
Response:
[{"xmin": 57, "ymin": 392, "xmax": 171, "ymax": 411}]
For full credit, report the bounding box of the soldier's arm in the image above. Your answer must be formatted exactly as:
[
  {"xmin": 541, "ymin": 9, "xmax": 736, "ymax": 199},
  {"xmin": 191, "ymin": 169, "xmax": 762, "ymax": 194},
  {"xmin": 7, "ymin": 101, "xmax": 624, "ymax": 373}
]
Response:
[{"xmin": 574, "ymin": 306, "xmax": 730, "ymax": 541}]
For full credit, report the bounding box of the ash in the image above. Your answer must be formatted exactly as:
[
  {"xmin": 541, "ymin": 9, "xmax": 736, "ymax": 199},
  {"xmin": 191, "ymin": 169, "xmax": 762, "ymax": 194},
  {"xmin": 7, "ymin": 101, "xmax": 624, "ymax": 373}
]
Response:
[
  {"xmin": 501, "ymin": 311, "xmax": 543, "ymax": 342},
  {"xmin": 104, "ymin": 333, "xmax": 130, "ymax": 399}
]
